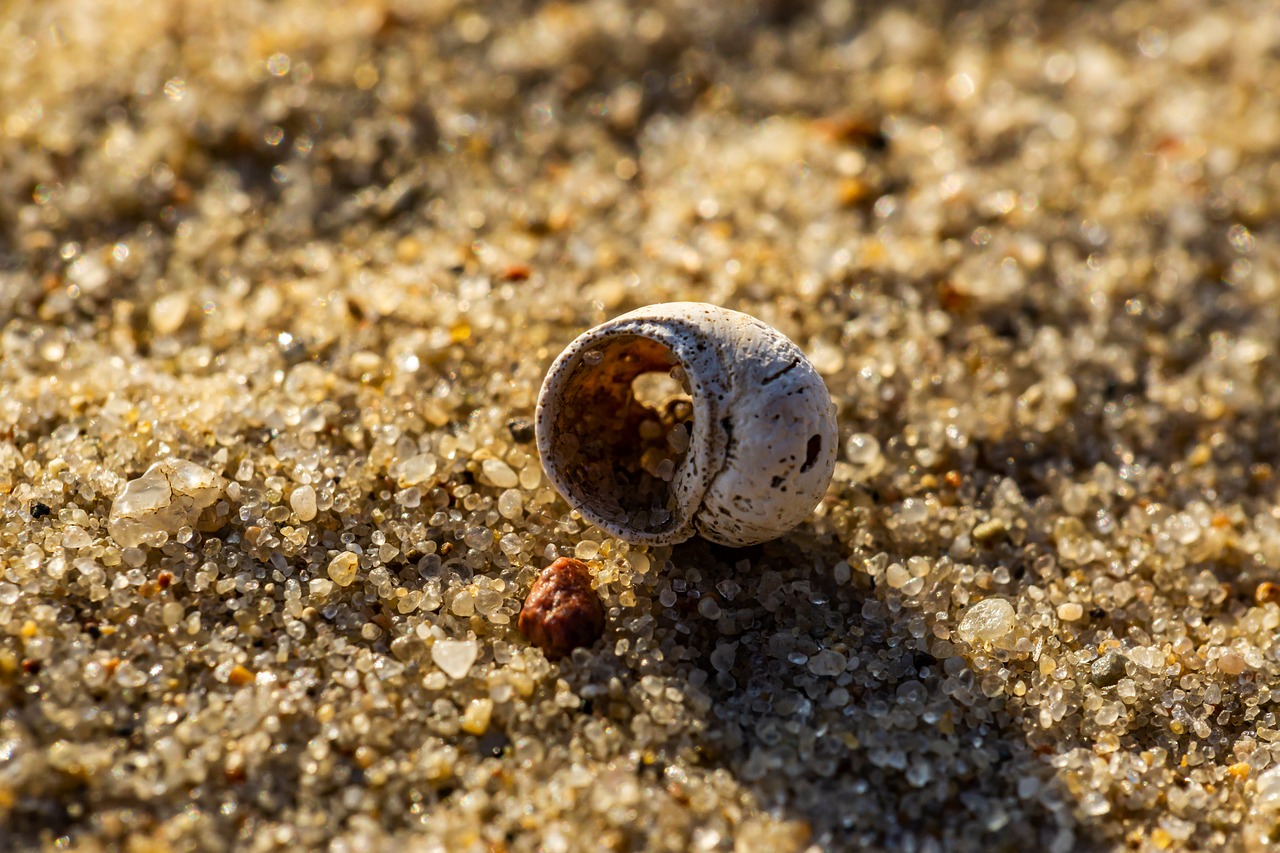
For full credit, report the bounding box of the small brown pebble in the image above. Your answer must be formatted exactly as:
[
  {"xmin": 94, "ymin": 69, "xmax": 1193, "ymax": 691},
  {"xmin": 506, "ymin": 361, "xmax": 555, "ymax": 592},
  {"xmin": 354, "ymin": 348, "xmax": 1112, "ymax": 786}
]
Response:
[
  {"xmin": 499, "ymin": 263, "xmax": 532, "ymax": 282},
  {"xmin": 157, "ymin": 571, "xmax": 173, "ymax": 590},
  {"xmin": 837, "ymin": 178, "xmax": 869, "ymax": 207},
  {"xmin": 518, "ymin": 557, "xmax": 605, "ymax": 660},
  {"xmin": 939, "ymin": 280, "xmax": 971, "ymax": 313},
  {"xmin": 228, "ymin": 665, "xmax": 255, "ymax": 686},
  {"xmin": 812, "ymin": 114, "xmax": 884, "ymax": 147},
  {"xmin": 1256, "ymin": 582, "xmax": 1280, "ymax": 606}
]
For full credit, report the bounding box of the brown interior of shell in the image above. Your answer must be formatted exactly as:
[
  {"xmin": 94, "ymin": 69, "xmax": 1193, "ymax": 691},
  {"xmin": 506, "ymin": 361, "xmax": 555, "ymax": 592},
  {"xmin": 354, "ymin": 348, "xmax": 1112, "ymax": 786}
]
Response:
[{"xmin": 549, "ymin": 335, "xmax": 694, "ymax": 537}]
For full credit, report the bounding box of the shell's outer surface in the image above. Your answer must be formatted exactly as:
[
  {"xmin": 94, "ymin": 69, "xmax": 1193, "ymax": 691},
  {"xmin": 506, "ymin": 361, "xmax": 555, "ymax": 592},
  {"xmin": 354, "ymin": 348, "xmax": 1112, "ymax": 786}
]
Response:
[{"xmin": 536, "ymin": 302, "xmax": 837, "ymax": 547}]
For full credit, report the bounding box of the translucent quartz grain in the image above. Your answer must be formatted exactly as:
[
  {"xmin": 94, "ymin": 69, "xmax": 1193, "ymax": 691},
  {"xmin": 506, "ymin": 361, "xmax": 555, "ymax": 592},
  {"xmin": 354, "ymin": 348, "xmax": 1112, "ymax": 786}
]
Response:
[
  {"xmin": 327, "ymin": 552, "xmax": 359, "ymax": 587},
  {"xmin": 844, "ymin": 433, "xmax": 881, "ymax": 465},
  {"xmin": 432, "ymin": 639, "xmax": 478, "ymax": 680},
  {"xmin": 808, "ymin": 650, "xmax": 846, "ymax": 677},
  {"xmin": 497, "ymin": 489, "xmax": 524, "ymax": 519},
  {"xmin": 710, "ymin": 642, "xmax": 737, "ymax": 672},
  {"xmin": 885, "ymin": 564, "xmax": 910, "ymax": 589},
  {"xmin": 898, "ymin": 498, "xmax": 928, "ymax": 526},
  {"xmin": 1129, "ymin": 647, "xmax": 1165, "ymax": 672},
  {"xmin": 396, "ymin": 453, "xmax": 438, "ymax": 486},
  {"xmin": 62, "ymin": 526, "xmax": 93, "ymax": 549},
  {"xmin": 956, "ymin": 599, "xmax": 1016, "ymax": 644},
  {"xmin": 460, "ymin": 698, "xmax": 494, "ymax": 734},
  {"xmin": 480, "ymin": 458, "xmax": 519, "ymax": 489},
  {"xmin": 1218, "ymin": 650, "xmax": 1248, "ymax": 675},
  {"xmin": 450, "ymin": 590, "xmax": 476, "ymax": 617},
  {"xmin": 149, "ymin": 291, "xmax": 190, "ymax": 335},
  {"xmin": 108, "ymin": 459, "xmax": 226, "ymax": 548},
  {"xmin": 290, "ymin": 485, "xmax": 317, "ymax": 521}
]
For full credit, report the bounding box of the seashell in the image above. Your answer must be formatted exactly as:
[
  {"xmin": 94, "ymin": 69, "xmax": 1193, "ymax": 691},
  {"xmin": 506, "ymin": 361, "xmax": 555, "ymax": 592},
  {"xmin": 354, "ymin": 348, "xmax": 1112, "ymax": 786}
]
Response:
[{"xmin": 536, "ymin": 302, "xmax": 837, "ymax": 547}]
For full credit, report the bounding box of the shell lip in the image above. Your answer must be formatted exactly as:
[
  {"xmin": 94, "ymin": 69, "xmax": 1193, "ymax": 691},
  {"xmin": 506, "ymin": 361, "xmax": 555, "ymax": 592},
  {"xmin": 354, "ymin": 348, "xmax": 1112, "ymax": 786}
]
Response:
[{"xmin": 535, "ymin": 314, "xmax": 721, "ymax": 546}]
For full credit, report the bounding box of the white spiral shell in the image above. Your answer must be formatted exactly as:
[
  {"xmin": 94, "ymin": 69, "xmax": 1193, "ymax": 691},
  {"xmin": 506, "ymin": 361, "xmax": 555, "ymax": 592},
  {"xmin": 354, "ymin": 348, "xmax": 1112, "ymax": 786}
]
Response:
[{"xmin": 535, "ymin": 302, "xmax": 837, "ymax": 547}]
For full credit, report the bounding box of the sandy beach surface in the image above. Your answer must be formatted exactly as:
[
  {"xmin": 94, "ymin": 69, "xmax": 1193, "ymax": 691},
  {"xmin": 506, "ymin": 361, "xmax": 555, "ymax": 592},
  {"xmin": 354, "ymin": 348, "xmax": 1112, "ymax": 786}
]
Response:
[{"xmin": 2, "ymin": 1, "xmax": 1280, "ymax": 850}]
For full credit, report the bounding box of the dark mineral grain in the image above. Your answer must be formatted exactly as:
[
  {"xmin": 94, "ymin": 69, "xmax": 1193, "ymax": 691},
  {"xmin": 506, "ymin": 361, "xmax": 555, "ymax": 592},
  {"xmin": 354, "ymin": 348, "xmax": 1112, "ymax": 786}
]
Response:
[{"xmin": 1091, "ymin": 651, "xmax": 1129, "ymax": 688}]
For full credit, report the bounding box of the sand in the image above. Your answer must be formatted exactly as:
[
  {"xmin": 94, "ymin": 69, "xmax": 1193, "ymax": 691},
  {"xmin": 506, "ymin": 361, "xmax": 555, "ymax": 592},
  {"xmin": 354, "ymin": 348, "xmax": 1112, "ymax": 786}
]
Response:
[{"xmin": 2, "ymin": 1, "xmax": 1280, "ymax": 850}]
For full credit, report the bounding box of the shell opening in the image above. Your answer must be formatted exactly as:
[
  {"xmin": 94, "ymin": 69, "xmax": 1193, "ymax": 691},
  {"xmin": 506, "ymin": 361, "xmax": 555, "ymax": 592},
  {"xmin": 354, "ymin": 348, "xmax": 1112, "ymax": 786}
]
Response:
[{"xmin": 548, "ymin": 335, "xmax": 694, "ymax": 537}]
